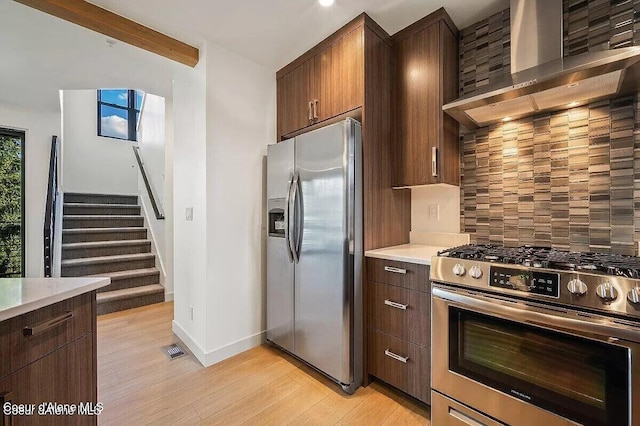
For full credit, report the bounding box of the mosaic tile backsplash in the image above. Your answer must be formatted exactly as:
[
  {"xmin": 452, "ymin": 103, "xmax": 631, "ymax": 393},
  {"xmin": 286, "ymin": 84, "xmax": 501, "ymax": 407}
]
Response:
[{"xmin": 459, "ymin": 0, "xmax": 640, "ymax": 255}]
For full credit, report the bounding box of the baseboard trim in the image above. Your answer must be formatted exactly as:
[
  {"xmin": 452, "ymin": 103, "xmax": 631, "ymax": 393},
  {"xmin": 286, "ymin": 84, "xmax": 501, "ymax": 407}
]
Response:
[
  {"xmin": 164, "ymin": 291, "xmax": 174, "ymax": 301},
  {"xmin": 171, "ymin": 321, "xmax": 265, "ymax": 367},
  {"xmin": 171, "ymin": 320, "xmax": 207, "ymax": 366},
  {"xmin": 205, "ymin": 331, "xmax": 266, "ymax": 366}
]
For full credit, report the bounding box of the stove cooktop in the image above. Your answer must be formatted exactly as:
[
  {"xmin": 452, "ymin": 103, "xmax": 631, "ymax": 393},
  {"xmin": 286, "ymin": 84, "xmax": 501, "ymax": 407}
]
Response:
[
  {"xmin": 431, "ymin": 244, "xmax": 640, "ymax": 319},
  {"xmin": 438, "ymin": 244, "xmax": 640, "ymax": 278}
]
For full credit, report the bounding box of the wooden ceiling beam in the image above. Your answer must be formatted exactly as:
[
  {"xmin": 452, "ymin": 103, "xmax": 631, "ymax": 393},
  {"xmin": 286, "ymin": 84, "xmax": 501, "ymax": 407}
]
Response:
[{"xmin": 14, "ymin": 0, "xmax": 199, "ymax": 67}]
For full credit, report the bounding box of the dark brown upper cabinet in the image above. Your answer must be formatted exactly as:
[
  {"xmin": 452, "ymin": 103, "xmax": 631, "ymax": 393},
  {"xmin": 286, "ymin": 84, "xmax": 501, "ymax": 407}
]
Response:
[
  {"xmin": 392, "ymin": 9, "xmax": 459, "ymax": 187},
  {"xmin": 276, "ymin": 25, "xmax": 364, "ymax": 140},
  {"xmin": 276, "ymin": 13, "xmax": 412, "ymax": 252},
  {"xmin": 277, "ymin": 58, "xmax": 315, "ymax": 139}
]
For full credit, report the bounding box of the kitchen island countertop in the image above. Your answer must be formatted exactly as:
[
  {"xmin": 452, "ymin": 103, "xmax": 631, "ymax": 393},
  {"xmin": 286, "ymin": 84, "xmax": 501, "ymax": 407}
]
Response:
[{"xmin": 0, "ymin": 277, "xmax": 110, "ymax": 322}]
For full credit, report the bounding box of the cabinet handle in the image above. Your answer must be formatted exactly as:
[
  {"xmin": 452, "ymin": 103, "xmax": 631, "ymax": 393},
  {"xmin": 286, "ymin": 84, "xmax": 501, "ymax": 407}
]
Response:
[
  {"xmin": 384, "ymin": 299, "xmax": 408, "ymax": 310},
  {"xmin": 23, "ymin": 311, "xmax": 74, "ymax": 337},
  {"xmin": 432, "ymin": 146, "xmax": 438, "ymax": 178},
  {"xmin": 384, "ymin": 266, "xmax": 407, "ymax": 274},
  {"xmin": 1, "ymin": 391, "xmax": 13, "ymax": 426},
  {"xmin": 308, "ymin": 101, "xmax": 313, "ymax": 122},
  {"xmin": 384, "ymin": 349, "xmax": 409, "ymax": 364},
  {"xmin": 313, "ymin": 99, "xmax": 319, "ymax": 120}
]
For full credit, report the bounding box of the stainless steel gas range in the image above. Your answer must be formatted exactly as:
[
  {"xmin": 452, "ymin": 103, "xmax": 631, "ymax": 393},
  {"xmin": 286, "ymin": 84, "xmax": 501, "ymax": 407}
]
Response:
[{"xmin": 430, "ymin": 245, "xmax": 640, "ymax": 426}]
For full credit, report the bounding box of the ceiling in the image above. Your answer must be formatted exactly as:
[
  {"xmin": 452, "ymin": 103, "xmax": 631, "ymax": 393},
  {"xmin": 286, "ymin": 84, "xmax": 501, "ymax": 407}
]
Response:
[
  {"xmin": 0, "ymin": 1, "xmax": 176, "ymax": 112},
  {"xmin": 0, "ymin": 0, "xmax": 508, "ymax": 112},
  {"xmin": 88, "ymin": 0, "xmax": 509, "ymax": 71}
]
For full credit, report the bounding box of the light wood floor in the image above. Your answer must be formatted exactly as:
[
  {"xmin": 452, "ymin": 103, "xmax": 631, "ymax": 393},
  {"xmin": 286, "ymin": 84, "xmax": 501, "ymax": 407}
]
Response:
[{"xmin": 97, "ymin": 301, "xmax": 431, "ymax": 425}]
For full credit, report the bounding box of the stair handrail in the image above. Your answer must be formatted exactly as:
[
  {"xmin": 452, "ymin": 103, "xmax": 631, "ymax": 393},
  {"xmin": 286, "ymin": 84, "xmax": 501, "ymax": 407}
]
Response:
[
  {"xmin": 132, "ymin": 146, "xmax": 165, "ymax": 220},
  {"xmin": 43, "ymin": 135, "xmax": 59, "ymax": 277}
]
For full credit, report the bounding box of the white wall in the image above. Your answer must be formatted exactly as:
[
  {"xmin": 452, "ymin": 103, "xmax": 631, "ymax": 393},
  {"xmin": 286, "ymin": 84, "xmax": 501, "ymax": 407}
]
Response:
[
  {"xmin": 0, "ymin": 103, "xmax": 61, "ymax": 278},
  {"xmin": 171, "ymin": 49, "xmax": 209, "ymax": 362},
  {"xmin": 137, "ymin": 93, "xmax": 172, "ymax": 296},
  {"xmin": 204, "ymin": 42, "xmax": 275, "ymax": 363},
  {"xmin": 171, "ymin": 42, "xmax": 275, "ymax": 366},
  {"xmin": 163, "ymin": 98, "xmax": 175, "ymax": 299},
  {"xmin": 137, "ymin": 94, "xmax": 166, "ymax": 204},
  {"xmin": 61, "ymin": 90, "xmax": 138, "ymax": 195},
  {"xmin": 411, "ymin": 185, "xmax": 461, "ymax": 233}
]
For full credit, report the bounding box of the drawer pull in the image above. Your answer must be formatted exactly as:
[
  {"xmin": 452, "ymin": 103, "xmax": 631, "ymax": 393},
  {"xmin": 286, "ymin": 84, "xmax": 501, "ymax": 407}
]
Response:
[
  {"xmin": 384, "ymin": 266, "xmax": 407, "ymax": 274},
  {"xmin": 384, "ymin": 349, "xmax": 409, "ymax": 363},
  {"xmin": 384, "ymin": 299, "xmax": 408, "ymax": 310},
  {"xmin": 23, "ymin": 311, "xmax": 74, "ymax": 337},
  {"xmin": 449, "ymin": 407, "xmax": 488, "ymax": 426}
]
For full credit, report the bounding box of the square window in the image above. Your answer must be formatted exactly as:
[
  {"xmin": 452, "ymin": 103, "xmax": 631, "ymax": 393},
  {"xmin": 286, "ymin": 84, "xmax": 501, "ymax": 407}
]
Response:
[{"xmin": 97, "ymin": 89, "xmax": 143, "ymax": 141}]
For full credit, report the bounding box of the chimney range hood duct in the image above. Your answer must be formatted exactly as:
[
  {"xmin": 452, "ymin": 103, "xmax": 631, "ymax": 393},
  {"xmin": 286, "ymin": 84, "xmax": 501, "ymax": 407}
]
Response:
[{"xmin": 443, "ymin": 0, "xmax": 640, "ymax": 129}]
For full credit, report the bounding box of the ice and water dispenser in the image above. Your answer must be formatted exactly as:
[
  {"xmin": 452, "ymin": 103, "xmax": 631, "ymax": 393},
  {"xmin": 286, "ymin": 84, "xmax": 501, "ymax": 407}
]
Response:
[{"xmin": 268, "ymin": 199, "xmax": 286, "ymax": 238}]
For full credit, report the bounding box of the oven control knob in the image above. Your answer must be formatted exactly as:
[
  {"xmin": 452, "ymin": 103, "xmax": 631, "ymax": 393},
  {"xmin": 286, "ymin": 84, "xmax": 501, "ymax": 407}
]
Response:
[
  {"xmin": 567, "ymin": 279, "xmax": 587, "ymax": 296},
  {"xmin": 469, "ymin": 265, "xmax": 483, "ymax": 279},
  {"xmin": 596, "ymin": 282, "xmax": 618, "ymax": 302},
  {"xmin": 452, "ymin": 263, "xmax": 466, "ymax": 277},
  {"xmin": 628, "ymin": 287, "xmax": 640, "ymax": 304}
]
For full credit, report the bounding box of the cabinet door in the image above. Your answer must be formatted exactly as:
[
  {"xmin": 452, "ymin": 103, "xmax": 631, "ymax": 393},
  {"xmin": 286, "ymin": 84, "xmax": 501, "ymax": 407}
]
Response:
[
  {"xmin": 277, "ymin": 59, "xmax": 315, "ymax": 139},
  {"xmin": 314, "ymin": 28, "xmax": 364, "ymax": 122},
  {"xmin": 0, "ymin": 336, "xmax": 95, "ymax": 425},
  {"xmin": 394, "ymin": 23, "xmax": 440, "ymax": 186}
]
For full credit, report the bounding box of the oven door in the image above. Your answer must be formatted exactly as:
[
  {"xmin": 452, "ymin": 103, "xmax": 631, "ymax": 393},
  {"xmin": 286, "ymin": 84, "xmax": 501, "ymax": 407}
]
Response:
[{"xmin": 432, "ymin": 284, "xmax": 640, "ymax": 426}]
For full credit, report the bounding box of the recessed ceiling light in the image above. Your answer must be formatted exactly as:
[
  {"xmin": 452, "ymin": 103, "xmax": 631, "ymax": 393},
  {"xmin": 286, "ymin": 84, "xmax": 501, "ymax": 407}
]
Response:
[
  {"xmin": 502, "ymin": 116, "xmax": 512, "ymax": 122},
  {"xmin": 567, "ymin": 82, "xmax": 579, "ymax": 88},
  {"xmin": 319, "ymin": 0, "xmax": 334, "ymax": 6}
]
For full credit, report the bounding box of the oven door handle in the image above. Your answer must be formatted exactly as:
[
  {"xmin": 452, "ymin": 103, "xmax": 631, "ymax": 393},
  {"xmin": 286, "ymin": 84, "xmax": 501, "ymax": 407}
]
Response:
[{"xmin": 432, "ymin": 286, "xmax": 640, "ymax": 345}]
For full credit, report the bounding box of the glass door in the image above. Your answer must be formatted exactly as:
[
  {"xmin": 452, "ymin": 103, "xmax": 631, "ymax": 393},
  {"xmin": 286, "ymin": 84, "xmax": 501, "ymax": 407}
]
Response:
[
  {"xmin": 0, "ymin": 129, "xmax": 25, "ymax": 277},
  {"xmin": 449, "ymin": 307, "xmax": 630, "ymax": 426}
]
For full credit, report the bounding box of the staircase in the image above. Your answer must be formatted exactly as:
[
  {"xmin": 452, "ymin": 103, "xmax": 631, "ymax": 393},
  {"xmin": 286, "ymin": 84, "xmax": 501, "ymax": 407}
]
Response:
[{"xmin": 61, "ymin": 193, "xmax": 164, "ymax": 315}]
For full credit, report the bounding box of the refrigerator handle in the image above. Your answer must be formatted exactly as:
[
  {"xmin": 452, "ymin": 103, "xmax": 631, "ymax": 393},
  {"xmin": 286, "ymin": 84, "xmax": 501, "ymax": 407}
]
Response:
[
  {"xmin": 284, "ymin": 176, "xmax": 294, "ymax": 263},
  {"xmin": 290, "ymin": 172, "xmax": 302, "ymax": 263}
]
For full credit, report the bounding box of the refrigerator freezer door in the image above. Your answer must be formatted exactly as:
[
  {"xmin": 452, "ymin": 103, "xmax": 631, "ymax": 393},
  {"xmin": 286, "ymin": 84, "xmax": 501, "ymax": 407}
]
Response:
[
  {"xmin": 267, "ymin": 236, "xmax": 295, "ymax": 352},
  {"xmin": 267, "ymin": 138, "xmax": 294, "ymax": 200},
  {"xmin": 266, "ymin": 139, "xmax": 295, "ymax": 353},
  {"xmin": 294, "ymin": 120, "xmax": 355, "ymax": 385}
]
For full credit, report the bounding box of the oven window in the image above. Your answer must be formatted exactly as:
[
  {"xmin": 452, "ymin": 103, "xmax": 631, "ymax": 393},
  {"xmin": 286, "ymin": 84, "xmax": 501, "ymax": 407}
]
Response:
[{"xmin": 449, "ymin": 308, "xmax": 629, "ymax": 426}]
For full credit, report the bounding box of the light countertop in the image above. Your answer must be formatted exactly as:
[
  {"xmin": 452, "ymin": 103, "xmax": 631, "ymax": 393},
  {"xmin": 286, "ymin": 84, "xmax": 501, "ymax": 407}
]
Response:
[
  {"xmin": 0, "ymin": 277, "xmax": 110, "ymax": 322},
  {"xmin": 365, "ymin": 244, "xmax": 450, "ymax": 265}
]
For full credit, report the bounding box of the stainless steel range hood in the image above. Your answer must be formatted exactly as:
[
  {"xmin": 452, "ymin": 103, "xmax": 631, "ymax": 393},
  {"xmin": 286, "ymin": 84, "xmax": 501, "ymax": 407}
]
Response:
[{"xmin": 443, "ymin": 0, "xmax": 640, "ymax": 129}]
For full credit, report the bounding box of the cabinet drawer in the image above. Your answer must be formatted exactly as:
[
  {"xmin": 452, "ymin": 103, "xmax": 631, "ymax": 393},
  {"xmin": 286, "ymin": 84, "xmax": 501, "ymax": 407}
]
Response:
[
  {"xmin": 0, "ymin": 335, "xmax": 95, "ymax": 425},
  {"xmin": 368, "ymin": 329, "xmax": 430, "ymax": 403},
  {"xmin": 1, "ymin": 292, "xmax": 93, "ymax": 379},
  {"xmin": 367, "ymin": 257, "xmax": 429, "ymax": 291},
  {"xmin": 431, "ymin": 392, "xmax": 504, "ymax": 426},
  {"xmin": 369, "ymin": 281, "xmax": 430, "ymax": 347}
]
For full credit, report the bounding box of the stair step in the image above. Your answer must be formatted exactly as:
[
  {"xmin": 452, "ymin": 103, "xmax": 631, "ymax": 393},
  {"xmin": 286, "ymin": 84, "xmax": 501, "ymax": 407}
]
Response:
[
  {"xmin": 96, "ymin": 284, "xmax": 164, "ymax": 315},
  {"xmin": 62, "ymin": 227, "xmax": 148, "ymax": 243},
  {"xmin": 61, "ymin": 253, "xmax": 155, "ymax": 276},
  {"xmin": 89, "ymin": 268, "xmax": 160, "ymax": 293},
  {"xmin": 63, "ymin": 215, "xmax": 144, "ymax": 229},
  {"xmin": 64, "ymin": 193, "xmax": 138, "ymax": 205},
  {"xmin": 63, "ymin": 203, "xmax": 141, "ymax": 216},
  {"xmin": 62, "ymin": 240, "xmax": 151, "ymax": 260}
]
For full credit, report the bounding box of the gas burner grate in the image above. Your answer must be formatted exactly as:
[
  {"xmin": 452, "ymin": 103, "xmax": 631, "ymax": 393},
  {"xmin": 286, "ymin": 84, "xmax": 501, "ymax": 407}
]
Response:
[{"xmin": 438, "ymin": 244, "xmax": 640, "ymax": 278}]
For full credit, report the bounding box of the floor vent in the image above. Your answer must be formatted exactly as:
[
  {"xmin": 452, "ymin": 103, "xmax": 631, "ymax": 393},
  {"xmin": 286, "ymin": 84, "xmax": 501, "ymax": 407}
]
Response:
[{"xmin": 164, "ymin": 343, "xmax": 186, "ymax": 360}]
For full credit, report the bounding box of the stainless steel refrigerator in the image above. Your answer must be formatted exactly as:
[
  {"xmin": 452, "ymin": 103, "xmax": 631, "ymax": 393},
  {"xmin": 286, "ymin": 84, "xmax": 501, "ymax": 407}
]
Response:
[{"xmin": 266, "ymin": 118, "xmax": 362, "ymax": 393}]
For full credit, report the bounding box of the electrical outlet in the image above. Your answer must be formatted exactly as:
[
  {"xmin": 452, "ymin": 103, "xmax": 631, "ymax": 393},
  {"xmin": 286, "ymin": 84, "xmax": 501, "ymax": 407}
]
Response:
[
  {"xmin": 186, "ymin": 207, "xmax": 193, "ymax": 221},
  {"xmin": 429, "ymin": 204, "xmax": 440, "ymax": 220},
  {"xmin": 189, "ymin": 305, "xmax": 194, "ymax": 321}
]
